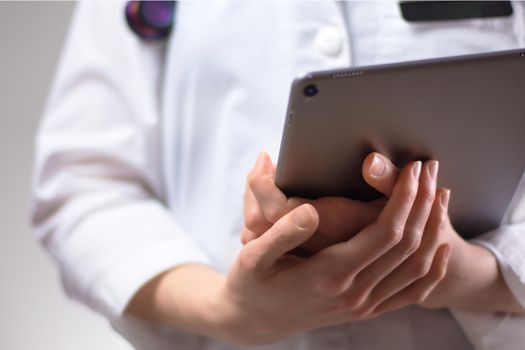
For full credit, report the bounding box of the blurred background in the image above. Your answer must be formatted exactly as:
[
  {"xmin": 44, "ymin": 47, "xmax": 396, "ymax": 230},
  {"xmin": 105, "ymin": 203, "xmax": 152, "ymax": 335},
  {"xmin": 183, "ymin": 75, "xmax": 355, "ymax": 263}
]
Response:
[{"xmin": 0, "ymin": 2, "xmax": 131, "ymax": 349}]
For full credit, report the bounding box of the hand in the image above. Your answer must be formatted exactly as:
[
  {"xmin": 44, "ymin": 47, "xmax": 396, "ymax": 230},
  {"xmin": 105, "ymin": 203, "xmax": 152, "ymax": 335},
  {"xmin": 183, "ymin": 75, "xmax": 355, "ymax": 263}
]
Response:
[
  {"xmin": 357, "ymin": 154, "xmax": 498, "ymax": 310},
  {"xmin": 338, "ymin": 153, "xmax": 520, "ymax": 313},
  {"xmin": 126, "ymin": 156, "xmax": 523, "ymax": 342},
  {"xmin": 241, "ymin": 152, "xmax": 388, "ymax": 254},
  {"xmin": 241, "ymin": 152, "xmax": 457, "ymax": 311},
  {"xmin": 215, "ymin": 161, "xmax": 451, "ymax": 345}
]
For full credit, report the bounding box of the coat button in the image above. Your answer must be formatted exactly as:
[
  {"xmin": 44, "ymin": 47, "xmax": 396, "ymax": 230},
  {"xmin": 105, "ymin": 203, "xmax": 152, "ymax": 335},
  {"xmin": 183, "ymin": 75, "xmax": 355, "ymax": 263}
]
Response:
[{"xmin": 314, "ymin": 26, "xmax": 343, "ymax": 57}]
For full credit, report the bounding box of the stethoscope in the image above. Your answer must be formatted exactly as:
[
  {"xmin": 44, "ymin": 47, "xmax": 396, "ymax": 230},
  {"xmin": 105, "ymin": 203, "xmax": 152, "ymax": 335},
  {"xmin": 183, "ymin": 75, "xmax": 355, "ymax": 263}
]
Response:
[{"xmin": 125, "ymin": 1, "xmax": 176, "ymax": 40}]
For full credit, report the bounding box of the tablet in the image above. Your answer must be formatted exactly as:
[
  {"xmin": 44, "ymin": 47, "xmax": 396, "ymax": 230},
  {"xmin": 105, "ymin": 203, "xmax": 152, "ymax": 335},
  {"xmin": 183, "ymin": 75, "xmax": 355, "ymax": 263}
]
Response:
[{"xmin": 275, "ymin": 48, "xmax": 525, "ymax": 238}]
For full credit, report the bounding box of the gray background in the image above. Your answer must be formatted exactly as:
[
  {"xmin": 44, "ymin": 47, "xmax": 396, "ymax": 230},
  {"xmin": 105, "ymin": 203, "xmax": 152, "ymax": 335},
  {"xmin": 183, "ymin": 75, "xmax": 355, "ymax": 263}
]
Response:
[{"xmin": 0, "ymin": 2, "xmax": 131, "ymax": 349}]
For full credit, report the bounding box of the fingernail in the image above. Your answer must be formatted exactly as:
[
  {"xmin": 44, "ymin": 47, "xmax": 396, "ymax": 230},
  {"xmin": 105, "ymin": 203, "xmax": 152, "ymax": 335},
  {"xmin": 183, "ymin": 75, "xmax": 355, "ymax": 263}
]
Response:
[
  {"xmin": 440, "ymin": 189, "xmax": 450, "ymax": 209},
  {"xmin": 293, "ymin": 205, "xmax": 314, "ymax": 229},
  {"xmin": 412, "ymin": 161, "xmax": 422, "ymax": 180},
  {"xmin": 428, "ymin": 161, "xmax": 439, "ymax": 181},
  {"xmin": 370, "ymin": 154, "xmax": 386, "ymax": 177}
]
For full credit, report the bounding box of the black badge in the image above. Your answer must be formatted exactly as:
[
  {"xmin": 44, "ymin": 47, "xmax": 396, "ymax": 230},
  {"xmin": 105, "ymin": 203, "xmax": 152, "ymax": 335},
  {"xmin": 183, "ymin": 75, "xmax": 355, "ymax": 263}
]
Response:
[{"xmin": 400, "ymin": 1, "xmax": 513, "ymax": 22}]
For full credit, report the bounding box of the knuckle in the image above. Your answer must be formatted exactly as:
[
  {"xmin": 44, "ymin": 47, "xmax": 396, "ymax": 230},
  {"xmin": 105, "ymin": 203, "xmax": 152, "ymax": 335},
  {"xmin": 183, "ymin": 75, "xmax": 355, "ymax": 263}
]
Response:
[
  {"xmin": 240, "ymin": 228, "xmax": 252, "ymax": 244},
  {"xmin": 383, "ymin": 225, "xmax": 404, "ymax": 246},
  {"xmin": 412, "ymin": 288, "xmax": 430, "ymax": 304},
  {"xmin": 265, "ymin": 205, "xmax": 283, "ymax": 223},
  {"xmin": 340, "ymin": 290, "xmax": 367, "ymax": 311},
  {"xmin": 238, "ymin": 244, "xmax": 261, "ymax": 271},
  {"xmin": 410, "ymin": 258, "xmax": 433, "ymax": 279},
  {"xmin": 238, "ymin": 247, "xmax": 258, "ymax": 271},
  {"xmin": 315, "ymin": 273, "xmax": 346, "ymax": 298},
  {"xmin": 351, "ymin": 287, "xmax": 370, "ymax": 308},
  {"xmin": 401, "ymin": 233, "xmax": 422, "ymax": 256},
  {"xmin": 400, "ymin": 183, "xmax": 418, "ymax": 203},
  {"xmin": 312, "ymin": 251, "xmax": 359, "ymax": 296},
  {"xmin": 245, "ymin": 208, "xmax": 262, "ymax": 231},
  {"xmin": 420, "ymin": 189, "xmax": 435, "ymax": 207}
]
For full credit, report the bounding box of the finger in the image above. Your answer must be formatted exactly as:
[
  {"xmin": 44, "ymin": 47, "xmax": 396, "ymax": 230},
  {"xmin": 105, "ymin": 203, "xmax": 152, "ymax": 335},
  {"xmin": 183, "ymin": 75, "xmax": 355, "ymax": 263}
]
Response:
[
  {"xmin": 372, "ymin": 244, "xmax": 451, "ymax": 315},
  {"xmin": 293, "ymin": 197, "xmax": 381, "ymax": 256},
  {"xmin": 240, "ymin": 226, "xmax": 261, "ymax": 245},
  {"xmin": 243, "ymin": 204, "xmax": 319, "ymax": 271},
  {"xmin": 248, "ymin": 152, "xmax": 293, "ymax": 223},
  {"xmin": 344, "ymin": 161, "xmax": 438, "ymax": 302},
  {"xmin": 313, "ymin": 196, "xmax": 380, "ymax": 236},
  {"xmin": 243, "ymin": 177, "xmax": 272, "ymax": 236},
  {"xmin": 362, "ymin": 152, "xmax": 400, "ymax": 198},
  {"xmin": 363, "ymin": 187, "xmax": 450, "ymax": 305},
  {"xmin": 374, "ymin": 160, "xmax": 422, "ymax": 246},
  {"xmin": 400, "ymin": 160, "xmax": 439, "ymax": 255},
  {"xmin": 302, "ymin": 162, "xmax": 421, "ymax": 284}
]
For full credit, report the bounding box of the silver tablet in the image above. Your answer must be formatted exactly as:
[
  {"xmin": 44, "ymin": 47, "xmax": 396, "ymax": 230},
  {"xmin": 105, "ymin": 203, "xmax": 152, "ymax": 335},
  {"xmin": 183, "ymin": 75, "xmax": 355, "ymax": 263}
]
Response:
[{"xmin": 275, "ymin": 48, "xmax": 525, "ymax": 238}]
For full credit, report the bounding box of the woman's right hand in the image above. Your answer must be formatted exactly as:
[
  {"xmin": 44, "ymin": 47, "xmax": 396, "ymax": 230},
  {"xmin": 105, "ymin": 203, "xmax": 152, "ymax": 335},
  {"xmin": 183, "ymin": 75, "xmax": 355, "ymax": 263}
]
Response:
[
  {"xmin": 212, "ymin": 161, "xmax": 450, "ymax": 346},
  {"xmin": 241, "ymin": 152, "xmax": 388, "ymax": 254}
]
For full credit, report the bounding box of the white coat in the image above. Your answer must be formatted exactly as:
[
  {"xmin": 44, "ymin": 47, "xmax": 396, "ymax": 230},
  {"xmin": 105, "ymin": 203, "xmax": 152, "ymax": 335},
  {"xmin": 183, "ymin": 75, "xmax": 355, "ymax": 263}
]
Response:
[{"xmin": 32, "ymin": 1, "xmax": 525, "ymax": 349}]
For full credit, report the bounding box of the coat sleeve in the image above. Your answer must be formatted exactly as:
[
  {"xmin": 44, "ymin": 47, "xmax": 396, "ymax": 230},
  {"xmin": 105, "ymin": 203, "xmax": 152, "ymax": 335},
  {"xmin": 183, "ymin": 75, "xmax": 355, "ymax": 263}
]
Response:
[
  {"xmin": 31, "ymin": 1, "xmax": 211, "ymax": 319},
  {"xmin": 450, "ymin": 174, "xmax": 525, "ymax": 350}
]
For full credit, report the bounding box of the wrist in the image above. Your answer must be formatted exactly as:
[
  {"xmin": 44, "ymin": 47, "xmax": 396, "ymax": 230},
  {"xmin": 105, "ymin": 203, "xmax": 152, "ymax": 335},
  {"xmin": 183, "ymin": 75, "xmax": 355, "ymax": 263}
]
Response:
[
  {"xmin": 445, "ymin": 239, "xmax": 500, "ymax": 308},
  {"xmin": 204, "ymin": 277, "xmax": 244, "ymax": 344},
  {"xmin": 168, "ymin": 265, "xmax": 234, "ymax": 341},
  {"xmin": 460, "ymin": 242, "xmax": 525, "ymax": 313},
  {"xmin": 127, "ymin": 264, "xmax": 235, "ymax": 340},
  {"xmin": 208, "ymin": 280, "xmax": 273, "ymax": 346},
  {"xmin": 210, "ymin": 276, "xmax": 300, "ymax": 346}
]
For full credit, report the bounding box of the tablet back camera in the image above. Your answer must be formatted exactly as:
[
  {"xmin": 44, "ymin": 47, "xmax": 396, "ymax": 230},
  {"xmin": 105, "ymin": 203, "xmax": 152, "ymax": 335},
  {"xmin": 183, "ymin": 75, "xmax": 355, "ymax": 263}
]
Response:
[{"xmin": 303, "ymin": 84, "xmax": 318, "ymax": 97}]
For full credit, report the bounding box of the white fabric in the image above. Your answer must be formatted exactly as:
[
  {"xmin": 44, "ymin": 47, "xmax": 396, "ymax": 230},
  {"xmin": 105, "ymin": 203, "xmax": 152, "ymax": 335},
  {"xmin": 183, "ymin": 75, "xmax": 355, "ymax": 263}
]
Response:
[{"xmin": 32, "ymin": 1, "xmax": 525, "ymax": 349}]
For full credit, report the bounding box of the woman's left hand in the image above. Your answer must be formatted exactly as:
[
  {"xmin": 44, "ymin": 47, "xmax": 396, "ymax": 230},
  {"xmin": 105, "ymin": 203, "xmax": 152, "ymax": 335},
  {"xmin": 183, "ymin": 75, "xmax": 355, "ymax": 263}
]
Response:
[
  {"xmin": 369, "ymin": 185, "xmax": 465, "ymax": 313},
  {"xmin": 357, "ymin": 153, "xmax": 515, "ymax": 313},
  {"xmin": 243, "ymin": 151, "xmax": 525, "ymax": 314}
]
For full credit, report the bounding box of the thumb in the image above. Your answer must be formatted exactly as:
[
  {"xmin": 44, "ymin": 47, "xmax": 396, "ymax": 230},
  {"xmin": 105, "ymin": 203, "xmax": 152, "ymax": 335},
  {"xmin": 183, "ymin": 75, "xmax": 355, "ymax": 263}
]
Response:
[
  {"xmin": 362, "ymin": 152, "xmax": 399, "ymax": 198},
  {"xmin": 246, "ymin": 204, "xmax": 319, "ymax": 271}
]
